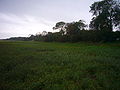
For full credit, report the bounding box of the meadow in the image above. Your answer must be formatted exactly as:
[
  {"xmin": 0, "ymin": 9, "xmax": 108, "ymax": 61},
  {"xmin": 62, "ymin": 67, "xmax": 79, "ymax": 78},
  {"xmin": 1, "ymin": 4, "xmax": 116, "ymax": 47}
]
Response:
[{"xmin": 0, "ymin": 41, "xmax": 120, "ymax": 90}]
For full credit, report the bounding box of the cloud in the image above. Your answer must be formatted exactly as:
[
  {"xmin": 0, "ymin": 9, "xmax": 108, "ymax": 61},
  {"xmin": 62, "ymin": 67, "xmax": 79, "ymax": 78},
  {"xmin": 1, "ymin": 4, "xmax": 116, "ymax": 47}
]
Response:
[{"xmin": 0, "ymin": 13, "xmax": 55, "ymax": 39}]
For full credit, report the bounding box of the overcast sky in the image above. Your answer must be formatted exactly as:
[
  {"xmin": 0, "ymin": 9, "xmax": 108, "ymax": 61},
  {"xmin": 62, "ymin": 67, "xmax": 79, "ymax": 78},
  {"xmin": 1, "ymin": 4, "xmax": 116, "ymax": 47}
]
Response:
[{"xmin": 0, "ymin": 0, "xmax": 99, "ymax": 39}]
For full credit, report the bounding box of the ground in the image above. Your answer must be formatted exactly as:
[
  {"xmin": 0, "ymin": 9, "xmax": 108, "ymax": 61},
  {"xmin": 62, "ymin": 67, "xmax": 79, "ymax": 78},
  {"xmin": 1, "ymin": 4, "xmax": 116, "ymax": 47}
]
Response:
[{"xmin": 0, "ymin": 41, "xmax": 120, "ymax": 90}]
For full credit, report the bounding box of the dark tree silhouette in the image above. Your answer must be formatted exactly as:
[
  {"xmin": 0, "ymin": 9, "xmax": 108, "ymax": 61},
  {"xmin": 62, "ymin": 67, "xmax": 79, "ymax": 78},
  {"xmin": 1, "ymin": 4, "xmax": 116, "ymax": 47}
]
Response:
[
  {"xmin": 89, "ymin": 0, "xmax": 120, "ymax": 31},
  {"xmin": 66, "ymin": 20, "xmax": 87, "ymax": 35},
  {"xmin": 53, "ymin": 21, "xmax": 66, "ymax": 35}
]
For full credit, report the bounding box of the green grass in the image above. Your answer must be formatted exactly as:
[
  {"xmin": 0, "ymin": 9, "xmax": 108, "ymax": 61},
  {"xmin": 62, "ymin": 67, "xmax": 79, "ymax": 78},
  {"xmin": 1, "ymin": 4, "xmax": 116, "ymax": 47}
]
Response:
[{"xmin": 0, "ymin": 41, "xmax": 120, "ymax": 90}]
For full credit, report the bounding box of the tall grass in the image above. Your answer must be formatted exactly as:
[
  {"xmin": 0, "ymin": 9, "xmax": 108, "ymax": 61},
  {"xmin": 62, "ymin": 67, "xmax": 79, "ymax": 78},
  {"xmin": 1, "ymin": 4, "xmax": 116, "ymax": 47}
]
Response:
[{"xmin": 0, "ymin": 41, "xmax": 120, "ymax": 90}]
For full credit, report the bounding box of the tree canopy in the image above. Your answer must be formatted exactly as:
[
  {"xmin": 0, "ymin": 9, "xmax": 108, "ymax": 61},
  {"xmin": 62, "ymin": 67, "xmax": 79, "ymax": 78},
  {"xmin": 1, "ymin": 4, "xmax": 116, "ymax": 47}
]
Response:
[{"xmin": 89, "ymin": 0, "xmax": 120, "ymax": 31}]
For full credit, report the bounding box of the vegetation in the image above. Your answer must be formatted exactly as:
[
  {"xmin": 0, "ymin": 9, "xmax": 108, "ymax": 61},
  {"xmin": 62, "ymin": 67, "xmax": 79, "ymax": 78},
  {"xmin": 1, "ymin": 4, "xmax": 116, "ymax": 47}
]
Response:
[
  {"xmin": 7, "ymin": 30, "xmax": 120, "ymax": 42},
  {"xmin": 7, "ymin": 0, "xmax": 120, "ymax": 43},
  {"xmin": 89, "ymin": 0, "xmax": 120, "ymax": 31},
  {"xmin": 0, "ymin": 41, "xmax": 120, "ymax": 90},
  {"xmin": 1, "ymin": 0, "xmax": 120, "ymax": 90}
]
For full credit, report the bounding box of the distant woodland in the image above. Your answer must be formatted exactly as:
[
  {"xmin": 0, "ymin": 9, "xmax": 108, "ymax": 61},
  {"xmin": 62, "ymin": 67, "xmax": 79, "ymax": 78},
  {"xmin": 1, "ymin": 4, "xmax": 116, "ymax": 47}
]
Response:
[{"xmin": 7, "ymin": 0, "xmax": 120, "ymax": 42}]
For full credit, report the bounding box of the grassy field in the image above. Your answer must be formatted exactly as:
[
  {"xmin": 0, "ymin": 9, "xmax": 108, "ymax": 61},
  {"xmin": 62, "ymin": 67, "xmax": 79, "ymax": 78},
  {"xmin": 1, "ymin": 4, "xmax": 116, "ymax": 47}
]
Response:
[{"xmin": 0, "ymin": 41, "xmax": 120, "ymax": 90}]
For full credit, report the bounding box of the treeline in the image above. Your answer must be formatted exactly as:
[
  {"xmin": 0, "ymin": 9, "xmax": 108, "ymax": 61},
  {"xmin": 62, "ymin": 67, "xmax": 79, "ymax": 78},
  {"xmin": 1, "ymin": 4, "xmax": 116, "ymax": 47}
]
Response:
[
  {"xmin": 7, "ymin": 0, "xmax": 120, "ymax": 42},
  {"xmin": 7, "ymin": 28, "xmax": 120, "ymax": 42}
]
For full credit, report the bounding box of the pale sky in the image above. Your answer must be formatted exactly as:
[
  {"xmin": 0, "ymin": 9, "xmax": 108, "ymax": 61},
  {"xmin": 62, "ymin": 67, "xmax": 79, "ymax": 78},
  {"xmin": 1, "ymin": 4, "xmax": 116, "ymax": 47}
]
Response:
[{"xmin": 0, "ymin": 0, "xmax": 99, "ymax": 39}]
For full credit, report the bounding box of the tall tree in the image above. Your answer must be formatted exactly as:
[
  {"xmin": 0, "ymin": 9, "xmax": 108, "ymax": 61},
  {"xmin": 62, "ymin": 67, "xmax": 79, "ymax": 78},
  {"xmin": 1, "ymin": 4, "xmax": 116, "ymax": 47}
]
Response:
[
  {"xmin": 89, "ymin": 0, "xmax": 120, "ymax": 31},
  {"xmin": 53, "ymin": 21, "xmax": 66, "ymax": 35},
  {"xmin": 66, "ymin": 20, "xmax": 87, "ymax": 35}
]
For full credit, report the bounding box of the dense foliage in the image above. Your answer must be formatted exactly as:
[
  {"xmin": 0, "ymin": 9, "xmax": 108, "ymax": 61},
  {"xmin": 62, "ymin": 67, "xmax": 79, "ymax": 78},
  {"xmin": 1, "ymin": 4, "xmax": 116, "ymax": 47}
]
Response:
[
  {"xmin": 7, "ymin": 28, "xmax": 120, "ymax": 42},
  {"xmin": 89, "ymin": 0, "xmax": 120, "ymax": 31}
]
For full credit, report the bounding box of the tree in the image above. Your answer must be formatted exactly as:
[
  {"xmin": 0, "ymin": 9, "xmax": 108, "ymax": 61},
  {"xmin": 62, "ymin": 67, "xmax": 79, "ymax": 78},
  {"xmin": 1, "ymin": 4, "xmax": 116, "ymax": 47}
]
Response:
[
  {"xmin": 66, "ymin": 20, "xmax": 87, "ymax": 35},
  {"xmin": 89, "ymin": 0, "xmax": 120, "ymax": 31},
  {"xmin": 53, "ymin": 21, "xmax": 66, "ymax": 35},
  {"xmin": 42, "ymin": 31, "xmax": 47, "ymax": 36},
  {"xmin": 29, "ymin": 34, "xmax": 35, "ymax": 40}
]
